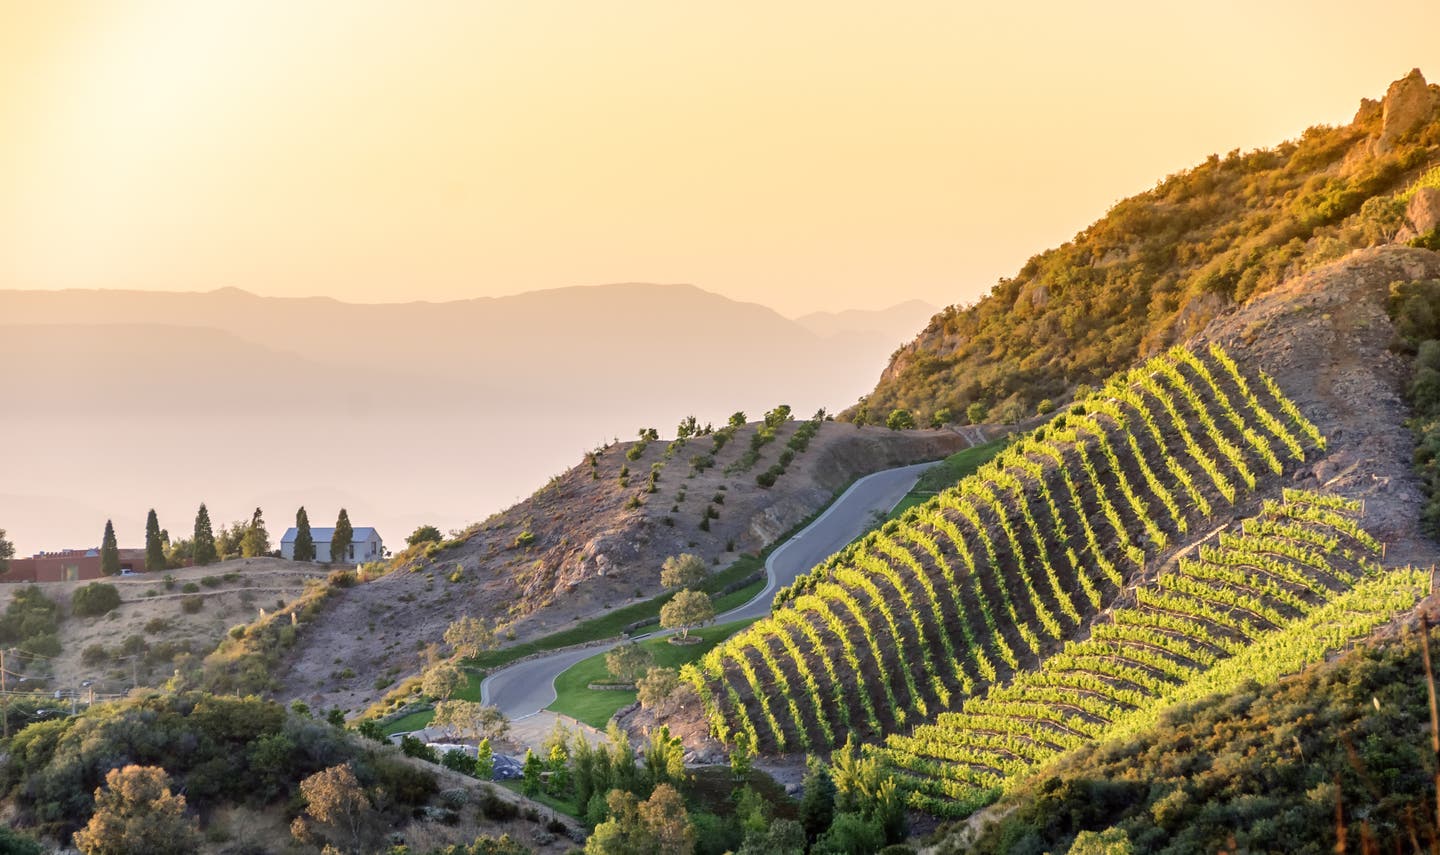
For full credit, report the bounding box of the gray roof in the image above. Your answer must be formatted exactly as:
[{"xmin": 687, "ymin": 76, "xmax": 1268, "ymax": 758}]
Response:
[{"xmin": 279, "ymin": 526, "xmax": 381, "ymax": 544}]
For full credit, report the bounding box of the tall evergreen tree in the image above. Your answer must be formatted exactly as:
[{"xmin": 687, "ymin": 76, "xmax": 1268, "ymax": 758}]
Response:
[
  {"xmin": 100, "ymin": 520, "xmax": 120, "ymax": 575},
  {"xmin": 192, "ymin": 504, "xmax": 218, "ymax": 566},
  {"xmin": 293, "ymin": 507, "xmax": 316, "ymax": 562},
  {"xmin": 241, "ymin": 507, "xmax": 270, "ymax": 558},
  {"xmin": 144, "ymin": 510, "xmax": 165, "ymax": 572},
  {"xmin": 330, "ymin": 509, "xmax": 353, "ymax": 565}
]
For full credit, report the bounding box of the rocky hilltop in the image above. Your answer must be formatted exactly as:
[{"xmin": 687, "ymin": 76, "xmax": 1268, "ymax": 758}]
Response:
[{"xmin": 857, "ymin": 69, "xmax": 1440, "ymax": 427}]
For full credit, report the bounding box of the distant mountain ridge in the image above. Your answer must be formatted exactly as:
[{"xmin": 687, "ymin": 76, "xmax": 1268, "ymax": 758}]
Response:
[{"xmin": 0, "ymin": 282, "xmax": 927, "ymax": 554}]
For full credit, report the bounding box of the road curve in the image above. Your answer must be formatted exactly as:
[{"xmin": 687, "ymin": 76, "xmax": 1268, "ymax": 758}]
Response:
[{"xmin": 480, "ymin": 460, "xmax": 935, "ymax": 719}]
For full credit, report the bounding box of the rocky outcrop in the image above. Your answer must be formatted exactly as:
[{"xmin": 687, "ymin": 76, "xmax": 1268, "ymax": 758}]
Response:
[
  {"xmin": 1409, "ymin": 186, "xmax": 1440, "ymax": 237},
  {"xmin": 1376, "ymin": 69, "xmax": 1438, "ymax": 154}
]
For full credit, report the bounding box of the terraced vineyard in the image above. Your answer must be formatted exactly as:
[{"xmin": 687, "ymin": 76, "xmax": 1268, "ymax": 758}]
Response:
[
  {"xmin": 682, "ymin": 344, "xmax": 1326, "ymax": 753},
  {"xmin": 879, "ymin": 491, "xmax": 1419, "ymax": 816}
]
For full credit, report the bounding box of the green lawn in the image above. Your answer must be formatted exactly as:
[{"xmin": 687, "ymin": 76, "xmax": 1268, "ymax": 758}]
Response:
[
  {"xmin": 499, "ymin": 780, "xmax": 582, "ymax": 819},
  {"xmin": 382, "ymin": 670, "xmax": 482, "ymax": 735},
  {"xmin": 467, "ymin": 554, "xmax": 764, "ymax": 674},
  {"xmin": 888, "ymin": 437, "xmax": 1010, "ymax": 520},
  {"xmin": 548, "ymin": 618, "xmax": 757, "ymax": 727}
]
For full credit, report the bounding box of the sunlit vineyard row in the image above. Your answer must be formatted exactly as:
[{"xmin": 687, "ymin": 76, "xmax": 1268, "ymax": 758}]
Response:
[
  {"xmin": 875, "ymin": 492, "xmax": 1411, "ymax": 816},
  {"xmin": 682, "ymin": 344, "xmax": 1324, "ymax": 752}
]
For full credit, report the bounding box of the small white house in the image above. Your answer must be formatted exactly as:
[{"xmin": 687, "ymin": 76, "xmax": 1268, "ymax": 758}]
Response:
[{"xmin": 279, "ymin": 527, "xmax": 384, "ymax": 563}]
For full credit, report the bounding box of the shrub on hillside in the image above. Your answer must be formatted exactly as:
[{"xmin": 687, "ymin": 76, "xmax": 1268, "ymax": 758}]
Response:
[{"xmin": 72, "ymin": 582, "xmax": 122, "ymax": 618}]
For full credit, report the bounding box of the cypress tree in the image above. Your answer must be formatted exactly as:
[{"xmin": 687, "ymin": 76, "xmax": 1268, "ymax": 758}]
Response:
[
  {"xmin": 331, "ymin": 509, "xmax": 353, "ymax": 565},
  {"xmin": 145, "ymin": 510, "xmax": 165, "ymax": 571},
  {"xmin": 241, "ymin": 506, "xmax": 270, "ymax": 558},
  {"xmin": 192, "ymin": 503, "xmax": 218, "ymax": 566},
  {"xmin": 293, "ymin": 507, "xmax": 316, "ymax": 562},
  {"xmin": 100, "ymin": 520, "xmax": 120, "ymax": 575}
]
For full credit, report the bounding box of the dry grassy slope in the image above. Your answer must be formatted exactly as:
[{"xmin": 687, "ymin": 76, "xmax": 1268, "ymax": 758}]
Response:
[
  {"xmin": 1196, "ymin": 245, "xmax": 1440, "ymax": 565},
  {"xmin": 274, "ymin": 421, "xmax": 965, "ymax": 711},
  {"xmin": 0, "ymin": 558, "xmax": 328, "ymax": 694}
]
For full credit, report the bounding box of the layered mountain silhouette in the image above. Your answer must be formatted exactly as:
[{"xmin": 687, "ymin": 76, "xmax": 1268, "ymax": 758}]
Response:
[{"xmin": 0, "ymin": 284, "xmax": 931, "ymax": 553}]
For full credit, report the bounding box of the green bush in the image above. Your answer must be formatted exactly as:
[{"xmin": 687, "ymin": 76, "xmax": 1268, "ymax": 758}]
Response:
[
  {"xmin": 181, "ymin": 582, "xmax": 200, "ymax": 594},
  {"xmin": 71, "ymin": 582, "xmax": 122, "ymax": 618},
  {"xmin": 181, "ymin": 595, "xmax": 204, "ymax": 614},
  {"xmin": 513, "ymin": 531, "xmax": 535, "ymax": 549}
]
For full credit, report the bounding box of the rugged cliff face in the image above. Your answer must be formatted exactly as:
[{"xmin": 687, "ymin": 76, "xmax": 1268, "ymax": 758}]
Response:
[{"xmin": 855, "ymin": 70, "xmax": 1440, "ymax": 428}]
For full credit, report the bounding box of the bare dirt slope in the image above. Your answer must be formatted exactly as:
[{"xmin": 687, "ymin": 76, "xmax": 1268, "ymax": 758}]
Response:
[
  {"xmin": 1198, "ymin": 245, "xmax": 1440, "ymax": 567},
  {"xmin": 274, "ymin": 421, "xmax": 967, "ymax": 712},
  {"xmin": 0, "ymin": 558, "xmax": 329, "ymax": 695}
]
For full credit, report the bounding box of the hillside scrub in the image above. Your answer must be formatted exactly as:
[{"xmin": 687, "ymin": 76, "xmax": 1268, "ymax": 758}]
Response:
[
  {"xmin": 0, "ymin": 691, "xmax": 436, "ymax": 843},
  {"xmin": 1386, "ymin": 278, "xmax": 1440, "ymax": 531},
  {"xmin": 943, "ymin": 622, "xmax": 1440, "ymax": 855},
  {"xmin": 856, "ymin": 71, "xmax": 1440, "ymax": 425}
]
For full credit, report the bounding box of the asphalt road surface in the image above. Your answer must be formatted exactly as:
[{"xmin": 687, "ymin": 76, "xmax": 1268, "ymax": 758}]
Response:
[{"xmin": 479, "ymin": 460, "xmax": 935, "ymax": 719}]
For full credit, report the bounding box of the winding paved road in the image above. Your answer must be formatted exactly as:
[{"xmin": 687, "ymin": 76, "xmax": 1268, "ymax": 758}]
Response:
[{"xmin": 480, "ymin": 460, "xmax": 935, "ymax": 719}]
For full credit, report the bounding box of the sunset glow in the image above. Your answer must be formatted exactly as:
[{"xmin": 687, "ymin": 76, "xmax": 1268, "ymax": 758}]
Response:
[{"xmin": 6, "ymin": 0, "xmax": 1438, "ymax": 313}]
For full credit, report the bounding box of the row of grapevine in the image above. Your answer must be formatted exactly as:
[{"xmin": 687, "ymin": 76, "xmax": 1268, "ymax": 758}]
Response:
[
  {"xmin": 682, "ymin": 344, "xmax": 1327, "ymax": 752},
  {"xmin": 878, "ymin": 492, "xmax": 1406, "ymax": 817}
]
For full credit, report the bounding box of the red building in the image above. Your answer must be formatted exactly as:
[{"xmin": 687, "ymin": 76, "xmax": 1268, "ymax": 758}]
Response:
[{"xmin": 2, "ymin": 548, "xmax": 149, "ymax": 583}]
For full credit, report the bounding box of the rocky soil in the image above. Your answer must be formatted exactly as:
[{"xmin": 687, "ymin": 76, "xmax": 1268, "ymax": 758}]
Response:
[{"xmin": 273, "ymin": 420, "xmax": 967, "ymax": 712}]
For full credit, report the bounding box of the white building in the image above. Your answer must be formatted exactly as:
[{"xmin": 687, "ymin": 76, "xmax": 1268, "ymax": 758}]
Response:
[{"xmin": 279, "ymin": 526, "xmax": 384, "ymax": 563}]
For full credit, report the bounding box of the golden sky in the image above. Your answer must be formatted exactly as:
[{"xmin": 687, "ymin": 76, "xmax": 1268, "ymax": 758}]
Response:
[{"xmin": 3, "ymin": 1, "xmax": 1438, "ymax": 315}]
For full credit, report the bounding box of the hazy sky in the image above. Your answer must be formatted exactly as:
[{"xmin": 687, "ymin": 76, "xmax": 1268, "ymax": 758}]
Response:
[{"xmin": 3, "ymin": 1, "xmax": 1438, "ymax": 315}]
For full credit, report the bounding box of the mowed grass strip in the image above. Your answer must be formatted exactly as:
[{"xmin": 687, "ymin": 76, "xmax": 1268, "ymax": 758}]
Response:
[
  {"xmin": 889, "ymin": 438, "xmax": 1010, "ymax": 520},
  {"xmin": 548, "ymin": 618, "xmax": 758, "ymax": 727}
]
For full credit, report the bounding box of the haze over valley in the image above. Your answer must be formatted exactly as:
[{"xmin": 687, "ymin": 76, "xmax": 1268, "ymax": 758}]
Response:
[{"xmin": 0, "ymin": 284, "xmax": 934, "ymax": 553}]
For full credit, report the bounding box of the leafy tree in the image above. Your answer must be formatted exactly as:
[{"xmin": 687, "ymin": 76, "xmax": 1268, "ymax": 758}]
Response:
[
  {"xmin": 444, "ymin": 615, "xmax": 497, "ymax": 659},
  {"xmin": 799, "ymin": 757, "xmax": 837, "ymax": 841},
  {"xmin": 432, "ymin": 700, "xmax": 509, "ymax": 743},
  {"xmin": 637, "ymin": 666, "xmax": 682, "ymax": 712},
  {"xmin": 660, "ymin": 590, "xmax": 713, "ymax": 640},
  {"xmin": 292, "ymin": 507, "xmax": 316, "ymax": 562},
  {"xmin": 812, "ymin": 812, "xmax": 884, "ymax": 854},
  {"xmin": 638, "ymin": 784, "xmax": 694, "ymax": 854},
  {"xmin": 830, "ymin": 736, "xmax": 906, "ymax": 844},
  {"xmin": 422, "ymin": 662, "xmax": 466, "ymax": 700},
  {"xmin": 885, "ymin": 408, "xmax": 916, "ymax": 430},
  {"xmin": 642, "ymin": 725, "xmax": 685, "ymax": 791},
  {"xmin": 100, "ymin": 520, "xmax": 120, "ymax": 576},
  {"xmin": 191, "ymin": 504, "xmax": 217, "ymax": 566},
  {"xmin": 72, "ymin": 582, "xmax": 122, "ymax": 617},
  {"xmin": 474, "ymin": 738, "xmax": 494, "ymax": 780},
  {"xmin": 728, "ymin": 411, "xmax": 747, "ymax": 429},
  {"xmin": 738, "ymin": 818, "xmax": 806, "ymax": 855},
  {"xmin": 1070, "ymin": 828, "xmax": 1135, "ymax": 855},
  {"xmin": 330, "ymin": 509, "xmax": 353, "ymax": 564},
  {"xmin": 660, "ymin": 553, "xmax": 708, "ymax": 590},
  {"xmin": 406, "ymin": 525, "xmax": 443, "ymax": 547},
  {"xmin": 966, "ymin": 402, "xmax": 988, "ymax": 424},
  {"xmin": 676, "ymin": 415, "xmax": 698, "ymax": 439},
  {"xmin": 521, "ymin": 749, "xmax": 543, "ymax": 796},
  {"xmin": 144, "ymin": 510, "xmax": 165, "ymax": 572},
  {"xmin": 1036, "ymin": 398, "xmax": 1056, "ymax": 416},
  {"xmin": 298, "ymin": 763, "xmax": 371, "ymax": 854},
  {"xmin": 0, "ymin": 527, "xmax": 13, "ymax": 574},
  {"xmin": 586, "ymin": 786, "xmax": 695, "ymax": 855},
  {"xmin": 442, "ymin": 748, "xmax": 477, "ymax": 776},
  {"xmin": 72, "ymin": 765, "xmax": 201, "ymax": 855},
  {"xmin": 241, "ymin": 507, "xmax": 270, "ymax": 558},
  {"xmin": 930, "ymin": 407, "xmax": 953, "ymax": 428},
  {"xmin": 606, "ymin": 643, "xmax": 654, "ymax": 683}
]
